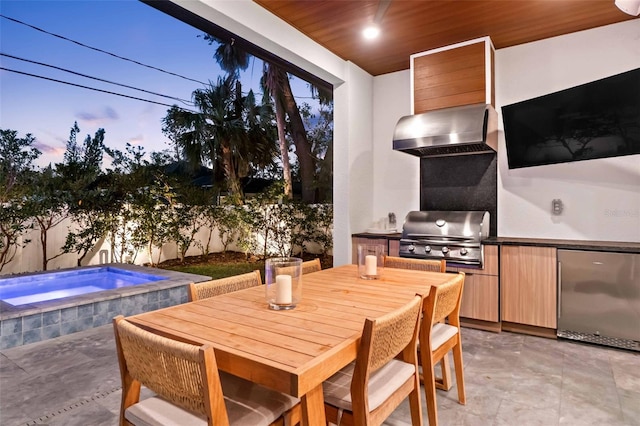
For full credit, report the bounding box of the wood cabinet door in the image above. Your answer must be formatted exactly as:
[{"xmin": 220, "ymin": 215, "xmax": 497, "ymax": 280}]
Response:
[
  {"xmin": 459, "ymin": 274, "xmax": 499, "ymax": 322},
  {"xmin": 481, "ymin": 245, "xmax": 499, "ymax": 275},
  {"xmin": 501, "ymin": 246, "xmax": 557, "ymax": 328},
  {"xmin": 412, "ymin": 37, "xmax": 494, "ymax": 114},
  {"xmin": 388, "ymin": 239, "xmax": 400, "ymax": 257}
]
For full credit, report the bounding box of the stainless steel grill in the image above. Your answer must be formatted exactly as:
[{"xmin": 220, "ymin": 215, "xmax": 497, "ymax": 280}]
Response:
[{"xmin": 399, "ymin": 210, "xmax": 490, "ymax": 267}]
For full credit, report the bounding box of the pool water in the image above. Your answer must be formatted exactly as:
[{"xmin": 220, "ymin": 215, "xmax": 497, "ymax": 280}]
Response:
[{"xmin": 0, "ymin": 267, "xmax": 167, "ymax": 306}]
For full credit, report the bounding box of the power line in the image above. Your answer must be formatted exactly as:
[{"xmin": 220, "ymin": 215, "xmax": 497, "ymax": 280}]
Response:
[
  {"xmin": 1, "ymin": 52, "xmax": 194, "ymax": 106},
  {"xmin": 0, "ymin": 13, "xmax": 209, "ymax": 87},
  {"xmin": 0, "ymin": 14, "xmax": 321, "ymax": 104},
  {"xmin": 0, "ymin": 67, "xmax": 199, "ymax": 113}
]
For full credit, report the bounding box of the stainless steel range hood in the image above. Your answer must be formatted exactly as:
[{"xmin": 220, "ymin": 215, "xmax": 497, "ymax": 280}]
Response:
[{"xmin": 392, "ymin": 103, "xmax": 498, "ymax": 157}]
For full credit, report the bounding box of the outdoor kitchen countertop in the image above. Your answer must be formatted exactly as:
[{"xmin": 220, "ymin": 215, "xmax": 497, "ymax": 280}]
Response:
[
  {"xmin": 482, "ymin": 237, "xmax": 640, "ymax": 253},
  {"xmin": 352, "ymin": 232, "xmax": 402, "ymax": 239},
  {"xmin": 352, "ymin": 232, "xmax": 640, "ymax": 253}
]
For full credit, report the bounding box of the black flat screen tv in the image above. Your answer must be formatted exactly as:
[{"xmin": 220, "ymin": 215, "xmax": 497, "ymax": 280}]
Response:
[{"xmin": 501, "ymin": 68, "xmax": 640, "ymax": 169}]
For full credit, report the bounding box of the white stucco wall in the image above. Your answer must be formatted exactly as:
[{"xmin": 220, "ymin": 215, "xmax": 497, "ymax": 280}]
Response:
[
  {"xmin": 335, "ymin": 63, "xmax": 375, "ymax": 265},
  {"xmin": 372, "ymin": 70, "xmax": 419, "ymax": 228},
  {"xmin": 332, "ymin": 63, "xmax": 375, "ymax": 265}
]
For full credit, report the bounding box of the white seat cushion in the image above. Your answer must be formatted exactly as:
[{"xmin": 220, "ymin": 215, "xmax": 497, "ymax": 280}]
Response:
[
  {"xmin": 323, "ymin": 359, "xmax": 415, "ymax": 412},
  {"xmin": 125, "ymin": 396, "xmax": 205, "ymax": 426},
  {"xmin": 431, "ymin": 323, "xmax": 458, "ymax": 351},
  {"xmin": 125, "ymin": 372, "xmax": 299, "ymax": 426}
]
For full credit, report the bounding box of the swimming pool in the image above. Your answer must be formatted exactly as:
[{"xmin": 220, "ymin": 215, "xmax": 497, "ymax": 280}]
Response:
[
  {"xmin": 0, "ymin": 264, "xmax": 209, "ymax": 349},
  {"xmin": 0, "ymin": 267, "xmax": 167, "ymax": 306}
]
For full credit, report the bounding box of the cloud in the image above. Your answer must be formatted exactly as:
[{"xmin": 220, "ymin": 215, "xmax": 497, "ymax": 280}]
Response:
[
  {"xmin": 32, "ymin": 128, "xmax": 66, "ymax": 158},
  {"xmin": 128, "ymin": 134, "xmax": 145, "ymax": 145},
  {"xmin": 32, "ymin": 139, "xmax": 66, "ymax": 168},
  {"xmin": 33, "ymin": 141, "xmax": 65, "ymax": 156},
  {"xmin": 76, "ymin": 106, "xmax": 119, "ymax": 126}
]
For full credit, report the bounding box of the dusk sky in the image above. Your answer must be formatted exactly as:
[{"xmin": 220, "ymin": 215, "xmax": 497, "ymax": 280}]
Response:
[{"xmin": 0, "ymin": 0, "xmax": 313, "ymax": 168}]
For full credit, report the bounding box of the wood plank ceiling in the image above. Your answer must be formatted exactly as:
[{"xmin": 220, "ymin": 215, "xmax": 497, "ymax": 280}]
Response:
[{"xmin": 254, "ymin": 0, "xmax": 638, "ymax": 76}]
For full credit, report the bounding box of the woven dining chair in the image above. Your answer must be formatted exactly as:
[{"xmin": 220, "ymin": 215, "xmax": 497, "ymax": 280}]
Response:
[
  {"xmin": 420, "ymin": 272, "xmax": 466, "ymax": 426},
  {"xmin": 188, "ymin": 270, "xmax": 262, "ymax": 302},
  {"xmin": 383, "ymin": 255, "xmax": 446, "ymax": 273},
  {"xmin": 113, "ymin": 315, "xmax": 300, "ymax": 426},
  {"xmin": 301, "ymin": 258, "xmax": 322, "ymax": 274},
  {"xmin": 381, "ymin": 255, "xmax": 454, "ymax": 389},
  {"xmin": 322, "ymin": 295, "xmax": 424, "ymax": 426}
]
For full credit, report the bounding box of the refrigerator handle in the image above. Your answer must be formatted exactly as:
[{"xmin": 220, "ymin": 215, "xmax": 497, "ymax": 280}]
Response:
[{"xmin": 557, "ymin": 261, "xmax": 562, "ymax": 319}]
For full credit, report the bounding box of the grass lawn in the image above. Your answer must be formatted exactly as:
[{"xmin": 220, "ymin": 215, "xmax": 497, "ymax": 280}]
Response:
[
  {"xmin": 157, "ymin": 251, "xmax": 332, "ymax": 280},
  {"xmin": 162, "ymin": 261, "xmax": 266, "ymax": 279}
]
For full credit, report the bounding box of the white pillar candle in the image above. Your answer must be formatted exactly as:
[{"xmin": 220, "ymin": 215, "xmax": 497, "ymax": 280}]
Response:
[
  {"xmin": 365, "ymin": 255, "xmax": 377, "ymax": 276},
  {"xmin": 275, "ymin": 274, "xmax": 292, "ymax": 304}
]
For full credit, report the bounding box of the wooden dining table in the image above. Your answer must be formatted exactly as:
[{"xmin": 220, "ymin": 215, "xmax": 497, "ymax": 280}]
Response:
[{"xmin": 126, "ymin": 263, "xmax": 455, "ymax": 425}]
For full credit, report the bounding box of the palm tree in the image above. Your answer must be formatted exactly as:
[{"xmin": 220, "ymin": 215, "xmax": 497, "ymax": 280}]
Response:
[
  {"xmin": 163, "ymin": 75, "xmax": 275, "ymax": 200},
  {"xmin": 244, "ymin": 89, "xmax": 279, "ymax": 178},
  {"xmin": 203, "ymin": 34, "xmax": 318, "ymax": 202},
  {"xmin": 273, "ymin": 66, "xmax": 316, "ymax": 203},
  {"xmin": 208, "ymin": 36, "xmax": 294, "ymax": 197},
  {"xmin": 262, "ymin": 63, "xmax": 293, "ymax": 198}
]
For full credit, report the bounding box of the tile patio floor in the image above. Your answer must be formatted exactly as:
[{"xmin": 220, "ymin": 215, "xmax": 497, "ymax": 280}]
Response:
[{"xmin": 1, "ymin": 324, "xmax": 638, "ymax": 425}]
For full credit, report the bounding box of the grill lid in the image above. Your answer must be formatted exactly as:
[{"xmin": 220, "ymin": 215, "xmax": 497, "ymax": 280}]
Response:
[{"xmin": 402, "ymin": 210, "xmax": 490, "ymax": 242}]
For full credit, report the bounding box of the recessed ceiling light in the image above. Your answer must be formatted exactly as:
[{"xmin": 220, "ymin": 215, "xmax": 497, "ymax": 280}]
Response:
[{"xmin": 363, "ymin": 25, "xmax": 380, "ymax": 40}]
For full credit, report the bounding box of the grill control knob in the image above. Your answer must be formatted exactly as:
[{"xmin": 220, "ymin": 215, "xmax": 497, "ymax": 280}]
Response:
[
  {"xmin": 441, "ymin": 246, "xmax": 449, "ymax": 254},
  {"xmin": 424, "ymin": 246, "xmax": 432, "ymax": 253},
  {"xmin": 460, "ymin": 248, "xmax": 468, "ymax": 256},
  {"xmin": 408, "ymin": 245, "xmax": 415, "ymax": 252}
]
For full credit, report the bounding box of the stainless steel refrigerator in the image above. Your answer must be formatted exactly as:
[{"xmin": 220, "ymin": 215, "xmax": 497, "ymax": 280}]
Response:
[{"xmin": 557, "ymin": 249, "xmax": 640, "ymax": 351}]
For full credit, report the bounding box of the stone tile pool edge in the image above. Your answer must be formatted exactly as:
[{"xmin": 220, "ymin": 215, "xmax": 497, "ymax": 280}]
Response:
[{"xmin": 0, "ymin": 264, "xmax": 210, "ymax": 349}]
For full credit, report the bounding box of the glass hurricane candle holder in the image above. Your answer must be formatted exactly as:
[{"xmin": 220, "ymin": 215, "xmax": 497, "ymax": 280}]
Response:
[
  {"xmin": 265, "ymin": 257, "xmax": 302, "ymax": 310},
  {"xmin": 357, "ymin": 244, "xmax": 385, "ymax": 280}
]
